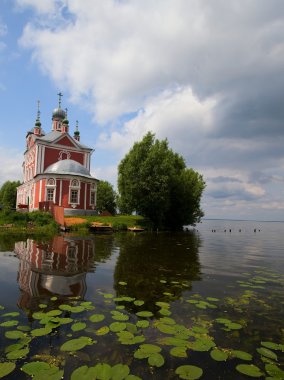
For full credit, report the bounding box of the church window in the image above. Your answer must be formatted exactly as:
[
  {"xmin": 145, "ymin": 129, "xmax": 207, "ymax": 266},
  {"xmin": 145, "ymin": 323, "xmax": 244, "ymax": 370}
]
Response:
[
  {"xmin": 47, "ymin": 178, "xmax": 55, "ymax": 186},
  {"xmin": 70, "ymin": 189, "xmax": 79, "ymax": 204},
  {"xmin": 46, "ymin": 188, "xmax": 54, "ymax": 202},
  {"xmin": 71, "ymin": 179, "xmax": 79, "ymax": 187},
  {"xmin": 90, "ymin": 191, "xmax": 96, "ymax": 205}
]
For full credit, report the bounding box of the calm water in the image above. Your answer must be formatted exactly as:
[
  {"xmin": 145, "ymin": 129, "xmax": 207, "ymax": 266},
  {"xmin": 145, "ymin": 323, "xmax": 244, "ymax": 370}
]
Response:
[{"xmin": 0, "ymin": 220, "xmax": 283, "ymax": 379}]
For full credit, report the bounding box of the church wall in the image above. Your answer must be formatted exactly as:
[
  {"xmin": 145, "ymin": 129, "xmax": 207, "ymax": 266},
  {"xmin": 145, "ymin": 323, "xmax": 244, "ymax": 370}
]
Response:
[{"xmin": 43, "ymin": 147, "xmax": 85, "ymax": 171}]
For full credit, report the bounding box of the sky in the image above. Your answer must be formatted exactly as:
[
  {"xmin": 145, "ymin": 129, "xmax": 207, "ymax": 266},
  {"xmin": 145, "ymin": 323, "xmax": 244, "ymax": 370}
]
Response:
[{"xmin": 0, "ymin": 0, "xmax": 284, "ymax": 221}]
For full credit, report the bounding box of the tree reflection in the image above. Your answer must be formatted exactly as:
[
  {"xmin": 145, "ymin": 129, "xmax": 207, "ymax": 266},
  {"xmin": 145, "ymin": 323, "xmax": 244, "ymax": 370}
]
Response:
[{"xmin": 113, "ymin": 231, "xmax": 202, "ymax": 311}]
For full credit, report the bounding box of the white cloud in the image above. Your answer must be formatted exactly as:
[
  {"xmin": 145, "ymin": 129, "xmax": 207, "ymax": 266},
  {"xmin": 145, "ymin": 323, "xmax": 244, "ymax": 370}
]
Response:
[
  {"xmin": 15, "ymin": 0, "xmax": 63, "ymax": 15},
  {"xmin": 0, "ymin": 148, "xmax": 23, "ymax": 185}
]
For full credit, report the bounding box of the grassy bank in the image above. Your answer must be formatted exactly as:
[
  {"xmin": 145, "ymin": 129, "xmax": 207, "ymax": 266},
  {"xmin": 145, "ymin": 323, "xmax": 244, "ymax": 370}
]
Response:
[
  {"xmin": 64, "ymin": 214, "xmax": 148, "ymax": 232},
  {"xmin": 0, "ymin": 210, "xmax": 58, "ymax": 236}
]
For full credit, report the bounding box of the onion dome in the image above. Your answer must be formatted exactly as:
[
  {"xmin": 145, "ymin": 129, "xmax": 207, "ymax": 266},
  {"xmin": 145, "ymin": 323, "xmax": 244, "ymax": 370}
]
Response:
[
  {"xmin": 35, "ymin": 118, "xmax": 41, "ymax": 127},
  {"xmin": 52, "ymin": 107, "xmax": 66, "ymax": 120},
  {"xmin": 74, "ymin": 120, "xmax": 80, "ymax": 135},
  {"xmin": 62, "ymin": 107, "xmax": 69, "ymax": 125}
]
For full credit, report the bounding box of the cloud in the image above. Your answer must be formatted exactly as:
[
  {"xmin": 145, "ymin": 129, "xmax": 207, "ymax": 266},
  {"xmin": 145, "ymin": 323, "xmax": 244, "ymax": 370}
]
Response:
[
  {"xmin": 17, "ymin": 0, "xmax": 284, "ymax": 219},
  {"xmin": 0, "ymin": 148, "xmax": 23, "ymax": 185}
]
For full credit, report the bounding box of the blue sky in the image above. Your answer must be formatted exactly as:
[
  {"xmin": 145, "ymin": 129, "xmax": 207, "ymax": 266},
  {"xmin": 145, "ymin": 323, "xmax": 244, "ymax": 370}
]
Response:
[{"xmin": 1, "ymin": 0, "xmax": 284, "ymax": 221}]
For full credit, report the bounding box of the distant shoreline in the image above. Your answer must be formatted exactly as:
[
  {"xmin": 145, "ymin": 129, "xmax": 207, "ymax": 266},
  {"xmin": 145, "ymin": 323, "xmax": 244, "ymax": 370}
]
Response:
[{"xmin": 201, "ymin": 218, "xmax": 284, "ymax": 223}]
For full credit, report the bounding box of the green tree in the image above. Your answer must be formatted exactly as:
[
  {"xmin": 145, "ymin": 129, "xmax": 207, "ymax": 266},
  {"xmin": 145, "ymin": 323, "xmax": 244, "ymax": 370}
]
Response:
[
  {"xmin": 96, "ymin": 180, "xmax": 117, "ymax": 215},
  {"xmin": 0, "ymin": 180, "xmax": 21, "ymax": 210},
  {"xmin": 118, "ymin": 132, "xmax": 205, "ymax": 230}
]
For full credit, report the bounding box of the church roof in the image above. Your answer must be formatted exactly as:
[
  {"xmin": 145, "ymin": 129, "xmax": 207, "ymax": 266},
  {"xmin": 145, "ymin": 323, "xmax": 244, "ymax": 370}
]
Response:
[
  {"xmin": 36, "ymin": 131, "xmax": 92, "ymax": 150},
  {"xmin": 44, "ymin": 159, "xmax": 96, "ymax": 179}
]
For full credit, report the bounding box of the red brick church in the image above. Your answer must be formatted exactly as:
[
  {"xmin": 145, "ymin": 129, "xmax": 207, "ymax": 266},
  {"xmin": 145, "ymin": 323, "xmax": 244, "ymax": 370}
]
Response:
[{"xmin": 16, "ymin": 94, "xmax": 98, "ymax": 215}]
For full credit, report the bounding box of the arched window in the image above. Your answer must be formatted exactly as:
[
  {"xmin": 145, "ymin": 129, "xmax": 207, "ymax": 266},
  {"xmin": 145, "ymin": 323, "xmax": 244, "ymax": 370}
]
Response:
[
  {"xmin": 69, "ymin": 179, "xmax": 80, "ymax": 206},
  {"xmin": 46, "ymin": 178, "xmax": 56, "ymax": 202}
]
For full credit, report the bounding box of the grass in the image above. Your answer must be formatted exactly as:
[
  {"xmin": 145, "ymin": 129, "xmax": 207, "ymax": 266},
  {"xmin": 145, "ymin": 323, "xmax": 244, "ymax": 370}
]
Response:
[{"xmin": 64, "ymin": 214, "xmax": 148, "ymax": 231}]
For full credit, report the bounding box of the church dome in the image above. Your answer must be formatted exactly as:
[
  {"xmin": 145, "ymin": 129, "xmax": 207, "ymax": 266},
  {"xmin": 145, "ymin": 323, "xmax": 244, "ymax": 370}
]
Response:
[
  {"xmin": 44, "ymin": 159, "xmax": 92, "ymax": 178},
  {"xmin": 52, "ymin": 108, "xmax": 66, "ymax": 120}
]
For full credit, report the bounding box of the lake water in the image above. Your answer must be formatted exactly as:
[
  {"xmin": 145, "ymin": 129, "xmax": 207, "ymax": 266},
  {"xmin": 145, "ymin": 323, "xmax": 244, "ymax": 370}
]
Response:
[{"xmin": 0, "ymin": 220, "xmax": 283, "ymax": 379}]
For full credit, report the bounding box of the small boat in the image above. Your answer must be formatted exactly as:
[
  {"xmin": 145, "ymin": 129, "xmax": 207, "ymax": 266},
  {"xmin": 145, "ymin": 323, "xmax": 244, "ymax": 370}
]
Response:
[
  {"xmin": 127, "ymin": 226, "xmax": 145, "ymax": 232},
  {"xmin": 89, "ymin": 222, "xmax": 113, "ymax": 234}
]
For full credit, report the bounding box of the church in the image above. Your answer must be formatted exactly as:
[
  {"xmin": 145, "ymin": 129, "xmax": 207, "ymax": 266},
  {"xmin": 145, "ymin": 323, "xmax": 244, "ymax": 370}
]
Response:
[{"xmin": 16, "ymin": 94, "xmax": 98, "ymax": 215}]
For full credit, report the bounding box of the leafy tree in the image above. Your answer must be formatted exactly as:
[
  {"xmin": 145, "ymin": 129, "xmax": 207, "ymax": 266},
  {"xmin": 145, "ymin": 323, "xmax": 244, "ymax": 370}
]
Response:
[
  {"xmin": 0, "ymin": 181, "xmax": 21, "ymax": 210},
  {"xmin": 96, "ymin": 180, "xmax": 117, "ymax": 215},
  {"xmin": 118, "ymin": 132, "xmax": 205, "ymax": 229}
]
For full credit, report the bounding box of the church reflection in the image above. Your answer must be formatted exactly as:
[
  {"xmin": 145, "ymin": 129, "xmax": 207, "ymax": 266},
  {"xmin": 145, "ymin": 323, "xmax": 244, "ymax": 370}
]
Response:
[{"xmin": 14, "ymin": 236, "xmax": 96, "ymax": 310}]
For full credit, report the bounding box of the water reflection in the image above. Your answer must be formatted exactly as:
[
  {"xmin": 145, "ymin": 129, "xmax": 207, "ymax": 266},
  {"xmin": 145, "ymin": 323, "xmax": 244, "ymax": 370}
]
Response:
[
  {"xmin": 14, "ymin": 236, "xmax": 96, "ymax": 310},
  {"xmin": 113, "ymin": 231, "xmax": 202, "ymax": 309}
]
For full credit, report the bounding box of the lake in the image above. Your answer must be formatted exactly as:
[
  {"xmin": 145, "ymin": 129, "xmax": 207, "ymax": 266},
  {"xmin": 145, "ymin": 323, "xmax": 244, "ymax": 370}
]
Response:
[{"xmin": 0, "ymin": 220, "xmax": 283, "ymax": 379}]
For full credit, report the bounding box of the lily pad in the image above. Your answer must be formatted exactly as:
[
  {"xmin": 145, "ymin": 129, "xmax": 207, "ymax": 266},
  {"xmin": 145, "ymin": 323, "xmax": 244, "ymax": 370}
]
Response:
[
  {"xmin": 89, "ymin": 314, "xmax": 105, "ymax": 323},
  {"xmin": 5, "ymin": 330, "xmax": 25, "ymax": 340},
  {"xmin": 175, "ymin": 365, "xmax": 203, "ymax": 380},
  {"xmin": 231, "ymin": 350, "xmax": 252, "ymax": 361},
  {"xmin": 0, "ymin": 320, "xmax": 18, "ymax": 327},
  {"xmin": 0, "ymin": 362, "xmax": 16, "ymax": 378},
  {"xmin": 60, "ymin": 336, "xmax": 94, "ymax": 351},
  {"xmin": 71, "ymin": 322, "xmax": 87, "ymax": 332},
  {"xmin": 110, "ymin": 322, "xmax": 127, "ymax": 332},
  {"xmin": 31, "ymin": 326, "xmax": 52, "ymax": 337},
  {"xmin": 134, "ymin": 300, "xmax": 144, "ymax": 306},
  {"xmin": 21, "ymin": 361, "xmax": 50, "ymax": 375},
  {"xmin": 170, "ymin": 346, "xmax": 187, "ymax": 357},
  {"xmin": 236, "ymin": 364, "xmax": 263, "ymax": 377},
  {"xmin": 136, "ymin": 320, "xmax": 149, "ymax": 328},
  {"xmin": 6, "ymin": 347, "xmax": 29, "ymax": 360},
  {"xmin": 111, "ymin": 364, "xmax": 130, "ymax": 380},
  {"xmin": 148, "ymin": 353, "xmax": 164, "ymax": 367},
  {"xmin": 136, "ymin": 311, "xmax": 153, "ymax": 318},
  {"xmin": 96, "ymin": 326, "xmax": 110, "ymax": 336},
  {"xmin": 257, "ymin": 347, "xmax": 277, "ymax": 360},
  {"xmin": 261, "ymin": 341, "xmax": 282, "ymax": 351},
  {"xmin": 210, "ymin": 348, "xmax": 228, "ymax": 361},
  {"xmin": 265, "ymin": 363, "xmax": 284, "ymax": 378},
  {"xmin": 2, "ymin": 312, "xmax": 20, "ymax": 317}
]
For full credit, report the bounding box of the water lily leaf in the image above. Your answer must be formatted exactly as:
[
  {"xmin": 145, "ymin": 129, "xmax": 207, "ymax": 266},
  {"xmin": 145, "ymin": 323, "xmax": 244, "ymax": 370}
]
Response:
[
  {"xmin": 50, "ymin": 296, "xmax": 58, "ymax": 301},
  {"xmin": 39, "ymin": 303, "xmax": 47, "ymax": 309},
  {"xmin": 170, "ymin": 346, "xmax": 187, "ymax": 357},
  {"xmin": 191, "ymin": 326, "xmax": 208, "ymax": 334},
  {"xmin": 159, "ymin": 308, "xmax": 172, "ymax": 316},
  {"xmin": 110, "ymin": 322, "xmax": 127, "ymax": 332},
  {"xmin": 60, "ymin": 336, "xmax": 94, "ymax": 351},
  {"xmin": 257, "ymin": 347, "xmax": 277, "ymax": 360},
  {"xmin": 96, "ymin": 326, "xmax": 109, "ymax": 335},
  {"xmin": 136, "ymin": 320, "xmax": 149, "ymax": 328},
  {"xmin": 17, "ymin": 325, "xmax": 31, "ymax": 332},
  {"xmin": 71, "ymin": 366, "xmax": 98, "ymax": 380},
  {"xmin": 0, "ymin": 320, "xmax": 18, "ymax": 327},
  {"xmin": 118, "ymin": 281, "xmax": 127, "ymax": 285},
  {"xmin": 136, "ymin": 311, "xmax": 153, "ymax": 318},
  {"xmin": 188, "ymin": 338, "xmax": 215, "ymax": 352},
  {"xmin": 59, "ymin": 304, "xmax": 72, "ymax": 311},
  {"xmin": 125, "ymin": 376, "xmax": 142, "ymax": 380},
  {"xmin": 70, "ymin": 306, "xmax": 85, "ymax": 313},
  {"xmin": 22, "ymin": 361, "xmax": 50, "ymax": 375},
  {"xmin": 121, "ymin": 297, "xmax": 135, "ymax": 302},
  {"xmin": 111, "ymin": 312, "xmax": 129, "ymax": 321},
  {"xmin": 158, "ymin": 336, "xmax": 188, "ymax": 347},
  {"xmin": 148, "ymin": 353, "xmax": 164, "ymax": 367},
  {"xmin": 0, "ymin": 362, "xmax": 16, "ymax": 378},
  {"xmin": 94, "ymin": 363, "xmax": 112, "ymax": 380},
  {"xmin": 159, "ymin": 317, "xmax": 176, "ymax": 325},
  {"xmin": 134, "ymin": 300, "xmax": 144, "ymax": 306},
  {"xmin": 160, "ymin": 280, "xmax": 167, "ymax": 283},
  {"xmin": 265, "ymin": 363, "xmax": 284, "ymax": 378},
  {"xmin": 31, "ymin": 327, "xmax": 52, "ymax": 337},
  {"xmin": 134, "ymin": 344, "xmax": 161, "ymax": 359},
  {"xmin": 155, "ymin": 323, "xmax": 176, "ymax": 334},
  {"xmin": 155, "ymin": 301, "xmax": 170, "ymax": 308},
  {"xmin": 57, "ymin": 317, "xmax": 74, "ymax": 325},
  {"xmin": 5, "ymin": 342, "xmax": 26, "ymax": 353},
  {"xmin": 71, "ymin": 322, "xmax": 86, "ymax": 332},
  {"xmin": 231, "ymin": 350, "xmax": 252, "ymax": 361},
  {"xmin": 32, "ymin": 312, "xmax": 47, "ymax": 320},
  {"xmin": 215, "ymin": 318, "xmax": 232, "ymax": 324},
  {"xmin": 89, "ymin": 314, "xmax": 105, "ymax": 323},
  {"xmin": 175, "ymin": 365, "xmax": 203, "ymax": 380},
  {"xmin": 2, "ymin": 312, "xmax": 20, "ymax": 317},
  {"xmin": 261, "ymin": 341, "xmax": 282, "ymax": 351},
  {"xmin": 227, "ymin": 322, "xmax": 242, "ymax": 330},
  {"xmin": 5, "ymin": 330, "xmax": 25, "ymax": 339},
  {"xmin": 236, "ymin": 364, "xmax": 263, "ymax": 377},
  {"xmin": 111, "ymin": 364, "xmax": 130, "ymax": 380},
  {"xmin": 206, "ymin": 297, "xmax": 219, "ymax": 302},
  {"xmin": 126, "ymin": 323, "xmax": 138, "ymax": 334},
  {"xmin": 46, "ymin": 309, "xmax": 62, "ymax": 317},
  {"xmin": 210, "ymin": 348, "xmax": 228, "ymax": 361},
  {"xmin": 103, "ymin": 293, "xmax": 114, "ymax": 299},
  {"xmin": 6, "ymin": 347, "xmax": 29, "ymax": 359}
]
